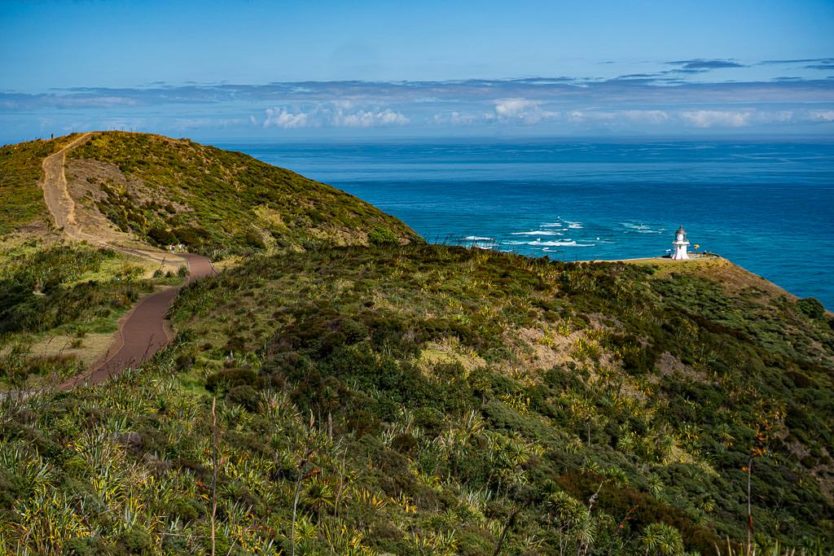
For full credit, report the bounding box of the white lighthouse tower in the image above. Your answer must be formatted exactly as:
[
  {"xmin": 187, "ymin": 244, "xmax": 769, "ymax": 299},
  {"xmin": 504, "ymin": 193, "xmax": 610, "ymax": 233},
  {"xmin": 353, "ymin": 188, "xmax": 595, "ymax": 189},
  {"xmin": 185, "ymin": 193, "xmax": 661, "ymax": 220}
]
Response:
[{"xmin": 671, "ymin": 226, "xmax": 690, "ymax": 260}]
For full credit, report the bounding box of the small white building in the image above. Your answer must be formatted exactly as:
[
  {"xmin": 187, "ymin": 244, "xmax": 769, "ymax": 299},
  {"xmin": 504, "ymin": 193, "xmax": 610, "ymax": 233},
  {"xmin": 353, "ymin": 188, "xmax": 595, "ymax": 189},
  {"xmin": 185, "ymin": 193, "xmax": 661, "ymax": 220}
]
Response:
[{"xmin": 671, "ymin": 226, "xmax": 690, "ymax": 260}]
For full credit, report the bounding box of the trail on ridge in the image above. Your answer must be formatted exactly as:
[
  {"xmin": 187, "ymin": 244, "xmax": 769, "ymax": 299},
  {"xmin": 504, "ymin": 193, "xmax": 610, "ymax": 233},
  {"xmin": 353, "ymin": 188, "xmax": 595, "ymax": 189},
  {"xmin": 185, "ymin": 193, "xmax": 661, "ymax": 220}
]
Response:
[
  {"xmin": 40, "ymin": 132, "xmax": 186, "ymax": 268},
  {"xmin": 37, "ymin": 134, "xmax": 216, "ymax": 390}
]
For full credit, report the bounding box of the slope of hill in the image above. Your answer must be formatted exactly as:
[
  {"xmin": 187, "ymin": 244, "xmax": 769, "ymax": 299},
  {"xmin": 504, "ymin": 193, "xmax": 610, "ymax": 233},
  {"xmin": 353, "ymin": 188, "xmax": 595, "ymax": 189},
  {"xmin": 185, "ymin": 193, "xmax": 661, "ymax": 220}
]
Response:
[
  {"xmin": 2, "ymin": 245, "xmax": 832, "ymax": 554},
  {"xmin": 66, "ymin": 132, "xmax": 420, "ymax": 257},
  {"xmin": 0, "ymin": 138, "xmax": 63, "ymax": 235}
]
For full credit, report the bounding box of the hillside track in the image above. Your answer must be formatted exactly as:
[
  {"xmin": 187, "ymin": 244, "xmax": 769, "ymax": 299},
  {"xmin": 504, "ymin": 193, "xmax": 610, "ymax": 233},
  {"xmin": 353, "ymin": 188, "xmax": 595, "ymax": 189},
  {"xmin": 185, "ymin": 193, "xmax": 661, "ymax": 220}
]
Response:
[
  {"xmin": 61, "ymin": 254, "xmax": 216, "ymax": 389},
  {"xmin": 40, "ymin": 132, "xmax": 188, "ymax": 268},
  {"xmin": 41, "ymin": 133, "xmax": 90, "ymax": 232},
  {"xmin": 35, "ymin": 134, "xmax": 218, "ymax": 391}
]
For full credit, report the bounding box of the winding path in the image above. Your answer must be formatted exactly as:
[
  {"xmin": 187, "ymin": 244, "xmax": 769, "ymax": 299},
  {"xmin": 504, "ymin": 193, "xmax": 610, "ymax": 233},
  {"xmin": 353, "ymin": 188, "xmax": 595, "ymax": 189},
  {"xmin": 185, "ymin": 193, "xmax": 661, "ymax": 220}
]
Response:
[
  {"xmin": 61, "ymin": 254, "xmax": 216, "ymax": 389},
  {"xmin": 38, "ymin": 134, "xmax": 218, "ymax": 390}
]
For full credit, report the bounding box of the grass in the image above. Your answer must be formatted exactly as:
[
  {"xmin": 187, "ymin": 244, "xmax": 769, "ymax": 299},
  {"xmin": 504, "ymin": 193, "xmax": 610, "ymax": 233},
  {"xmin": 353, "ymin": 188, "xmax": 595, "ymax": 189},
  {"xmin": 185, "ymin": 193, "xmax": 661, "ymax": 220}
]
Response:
[
  {"xmin": 0, "ymin": 134, "xmax": 83, "ymax": 236},
  {"xmin": 0, "ymin": 139, "xmax": 53, "ymax": 235},
  {"xmin": 1, "ymin": 132, "xmax": 831, "ymax": 553},
  {"xmin": 0, "ymin": 238, "xmax": 185, "ymax": 389},
  {"xmin": 1, "ymin": 244, "xmax": 831, "ymax": 554},
  {"xmin": 3, "ymin": 129, "xmax": 419, "ymax": 389}
]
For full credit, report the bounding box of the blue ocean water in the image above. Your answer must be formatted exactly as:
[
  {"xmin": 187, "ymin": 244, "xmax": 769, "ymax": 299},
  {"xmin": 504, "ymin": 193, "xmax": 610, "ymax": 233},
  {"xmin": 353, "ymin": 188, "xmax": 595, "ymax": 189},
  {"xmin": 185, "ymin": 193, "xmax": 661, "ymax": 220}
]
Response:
[{"xmin": 219, "ymin": 140, "xmax": 834, "ymax": 308}]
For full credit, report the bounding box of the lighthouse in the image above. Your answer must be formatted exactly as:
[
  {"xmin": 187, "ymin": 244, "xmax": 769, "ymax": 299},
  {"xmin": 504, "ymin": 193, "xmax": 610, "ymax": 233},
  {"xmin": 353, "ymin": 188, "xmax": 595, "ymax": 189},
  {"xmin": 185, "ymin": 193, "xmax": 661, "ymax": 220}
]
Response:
[{"xmin": 671, "ymin": 226, "xmax": 690, "ymax": 260}]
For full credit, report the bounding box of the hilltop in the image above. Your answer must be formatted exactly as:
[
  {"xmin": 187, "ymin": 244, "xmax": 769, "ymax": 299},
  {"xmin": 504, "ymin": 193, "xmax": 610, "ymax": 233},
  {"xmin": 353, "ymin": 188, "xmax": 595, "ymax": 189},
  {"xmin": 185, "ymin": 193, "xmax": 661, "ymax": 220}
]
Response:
[
  {"xmin": 1, "ymin": 134, "xmax": 833, "ymax": 554},
  {"xmin": 1, "ymin": 131, "xmax": 418, "ymax": 255}
]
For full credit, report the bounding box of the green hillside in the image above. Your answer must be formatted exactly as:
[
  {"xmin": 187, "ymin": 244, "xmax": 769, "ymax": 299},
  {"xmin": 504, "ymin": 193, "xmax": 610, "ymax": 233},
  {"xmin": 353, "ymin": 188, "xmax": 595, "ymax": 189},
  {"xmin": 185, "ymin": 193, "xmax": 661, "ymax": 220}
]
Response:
[
  {"xmin": 67, "ymin": 132, "xmax": 420, "ymax": 257},
  {"xmin": 0, "ymin": 139, "xmax": 57, "ymax": 235},
  {"xmin": 2, "ymin": 246, "xmax": 832, "ymax": 554},
  {"xmin": 0, "ymin": 132, "xmax": 420, "ymax": 390}
]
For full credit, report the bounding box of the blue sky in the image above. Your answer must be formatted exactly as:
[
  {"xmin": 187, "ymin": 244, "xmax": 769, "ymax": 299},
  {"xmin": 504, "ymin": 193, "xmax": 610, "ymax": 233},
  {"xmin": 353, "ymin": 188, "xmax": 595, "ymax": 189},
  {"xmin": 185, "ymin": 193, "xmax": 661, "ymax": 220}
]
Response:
[{"xmin": 2, "ymin": 0, "xmax": 833, "ymax": 141}]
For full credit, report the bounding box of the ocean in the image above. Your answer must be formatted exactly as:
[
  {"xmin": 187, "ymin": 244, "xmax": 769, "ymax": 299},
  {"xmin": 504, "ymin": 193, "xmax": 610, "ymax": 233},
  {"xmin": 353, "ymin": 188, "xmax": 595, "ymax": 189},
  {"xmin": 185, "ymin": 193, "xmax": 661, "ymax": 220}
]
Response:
[{"xmin": 218, "ymin": 140, "xmax": 834, "ymax": 308}]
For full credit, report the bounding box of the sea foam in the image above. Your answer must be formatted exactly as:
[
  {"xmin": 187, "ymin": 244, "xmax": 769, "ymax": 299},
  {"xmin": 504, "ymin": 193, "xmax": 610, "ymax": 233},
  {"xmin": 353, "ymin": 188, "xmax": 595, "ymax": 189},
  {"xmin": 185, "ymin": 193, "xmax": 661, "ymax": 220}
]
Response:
[{"xmin": 511, "ymin": 230, "xmax": 563, "ymax": 236}]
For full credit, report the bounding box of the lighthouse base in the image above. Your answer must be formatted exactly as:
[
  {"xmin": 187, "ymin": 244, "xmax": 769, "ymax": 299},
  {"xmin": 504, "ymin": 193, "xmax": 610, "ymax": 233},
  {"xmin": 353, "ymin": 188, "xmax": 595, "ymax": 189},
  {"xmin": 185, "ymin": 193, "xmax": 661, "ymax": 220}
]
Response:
[{"xmin": 671, "ymin": 241, "xmax": 690, "ymax": 260}]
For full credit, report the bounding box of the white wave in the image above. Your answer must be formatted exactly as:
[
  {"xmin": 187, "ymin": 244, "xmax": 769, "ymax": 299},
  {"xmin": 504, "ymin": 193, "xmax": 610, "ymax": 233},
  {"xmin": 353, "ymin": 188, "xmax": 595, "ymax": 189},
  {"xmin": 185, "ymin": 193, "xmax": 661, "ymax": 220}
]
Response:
[
  {"xmin": 528, "ymin": 240, "xmax": 595, "ymax": 247},
  {"xmin": 621, "ymin": 222, "xmax": 662, "ymax": 234},
  {"xmin": 540, "ymin": 222, "xmax": 563, "ymax": 228},
  {"xmin": 511, "ymin": 230, "xmax": 563, "ymax": 236},
  {"xmin": 567, "ymin": 223, "xmax": 583, "ymax": 229},
  {"xmin": 463, "ymin": 236, "xmax": 494, "ymax": 241}
]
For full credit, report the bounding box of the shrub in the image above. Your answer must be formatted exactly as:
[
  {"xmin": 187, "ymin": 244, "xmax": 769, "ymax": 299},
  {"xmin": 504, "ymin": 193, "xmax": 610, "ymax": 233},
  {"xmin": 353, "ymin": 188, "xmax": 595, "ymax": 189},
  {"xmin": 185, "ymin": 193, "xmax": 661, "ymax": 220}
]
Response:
[
  {"xmin": 243, "ymin": 227, "xmax": 267, "ymax": 249},
  {"xmin": 368, "ymin": 226, "xmax": 400, "ymax": 246},
  {"xmin": 174, "ymin": 225, "xmax": 209, "ymax": 247},
  {"xmin": 147, "ymin": 225, "xmax": 177, "ymax": 246},
  {"xmin": 227, "ymin": 384, "xmax": 260, "ymax": 411},
  {"xmin": 205, "ymin": 368, "xmax": 260, "ymax": 392},
  {"xmin": 391, "ymin": 432, "xmax": 418, "ymax": 456},
  {"xmin": 797, "ymin": 297, "xmax": 826, "ymax": 320}
]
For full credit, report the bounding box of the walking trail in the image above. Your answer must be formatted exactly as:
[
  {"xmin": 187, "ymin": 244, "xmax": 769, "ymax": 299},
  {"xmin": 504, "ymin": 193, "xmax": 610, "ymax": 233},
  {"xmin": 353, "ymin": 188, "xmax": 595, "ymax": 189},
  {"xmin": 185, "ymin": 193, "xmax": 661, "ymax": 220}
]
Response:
[
  {"xmin": 42, "ymin": 132, "xmax": 180, "ymax": 267},
  {"xmin": 60, "ymin": 254, "xmax": 215, "ymax": 389},
  {"xmin": 38, "ymin": 133, "xmax": 217, "ymax": 390}
]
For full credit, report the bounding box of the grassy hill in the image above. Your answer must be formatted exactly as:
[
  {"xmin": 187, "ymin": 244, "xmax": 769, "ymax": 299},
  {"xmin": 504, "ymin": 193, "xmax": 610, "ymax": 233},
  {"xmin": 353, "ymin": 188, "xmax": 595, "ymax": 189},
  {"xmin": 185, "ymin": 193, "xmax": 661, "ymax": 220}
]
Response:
[
  {"xmin": 2, "ymin": 245, "xmax": 832, "ymax": 554},
  {"xmin": 0, "ymin": 131, "xmax": 420, "ymax": 390},
  {"xmin": 66, "ymin": 132, "xmax": 420, "ymax": 257}
]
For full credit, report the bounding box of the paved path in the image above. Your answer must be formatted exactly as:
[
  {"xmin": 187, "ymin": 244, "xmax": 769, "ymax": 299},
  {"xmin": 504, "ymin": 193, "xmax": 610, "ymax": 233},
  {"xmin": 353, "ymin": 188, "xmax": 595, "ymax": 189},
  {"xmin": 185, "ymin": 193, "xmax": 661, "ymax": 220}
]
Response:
[{"xmin": 60, "ymin": 254, "xmax": 216, "ymax": 389}]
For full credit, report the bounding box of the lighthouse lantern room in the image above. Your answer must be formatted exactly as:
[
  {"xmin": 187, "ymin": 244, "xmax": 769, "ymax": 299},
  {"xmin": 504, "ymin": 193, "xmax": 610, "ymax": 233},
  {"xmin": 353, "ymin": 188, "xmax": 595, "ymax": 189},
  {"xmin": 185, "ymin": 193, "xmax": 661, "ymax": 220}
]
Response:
[{"xmin": 671, "ymin": 226, "xmax": 690, "ymax": 260}]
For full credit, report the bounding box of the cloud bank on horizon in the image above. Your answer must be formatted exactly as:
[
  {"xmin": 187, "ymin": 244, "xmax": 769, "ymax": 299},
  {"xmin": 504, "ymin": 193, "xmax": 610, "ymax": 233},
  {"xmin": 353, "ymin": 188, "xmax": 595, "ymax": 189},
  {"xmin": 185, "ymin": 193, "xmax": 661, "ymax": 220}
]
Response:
[{"xmin": 3, "ymin": 61, "xmax": 833, "ymax": 142}]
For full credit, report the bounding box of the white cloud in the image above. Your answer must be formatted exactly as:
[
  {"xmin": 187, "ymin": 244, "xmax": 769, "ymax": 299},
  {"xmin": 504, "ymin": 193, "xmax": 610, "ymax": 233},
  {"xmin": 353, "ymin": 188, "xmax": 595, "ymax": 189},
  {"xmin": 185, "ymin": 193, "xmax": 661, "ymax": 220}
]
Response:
[
  {"xmin": 433, "ymin": 111, "xmax": 480, "ymax": 125},
  {"xmin": 810, "ymin": 110, "xmax": 834, "ymax": 122},
  {"xmin": 494, "ymin": 98, "xmax": 539, "ymax": 118},
  {"xmin": 332, "ymin": 108, "xmax": 408, "ymax": 127},
  {"xmin": 565, "ymin": 109, "xmax": 670, "ymax": 125},
  {"xmin": 567, "ymin": 110, "xmax": 616, "ymax": 123},
  {"xmin": 680, "ymin": 110, "xmax": 752, "ymax": 128},
  {"xmin": 493, "ymin": 98, "xmax": 557, "ymax": 124},
  {"xmin": 262, "ymin": 105, "xmax": 408, "ymax": 129},
  {"xmin": 263, "ymin": 107, "xmax": 310, "ymax": 128}
]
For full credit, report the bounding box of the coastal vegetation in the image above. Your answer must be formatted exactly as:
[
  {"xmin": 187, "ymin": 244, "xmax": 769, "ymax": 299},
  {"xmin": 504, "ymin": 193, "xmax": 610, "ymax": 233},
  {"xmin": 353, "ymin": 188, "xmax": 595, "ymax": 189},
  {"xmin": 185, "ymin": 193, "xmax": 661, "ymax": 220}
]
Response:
[
  {"xmin": 1, "ymin": 133, "xmax": 832, "ymax": 554},
  {"xmin": 0, "ymin": 131, "xmax": 416, "ymax": 390},
  {"xmin": 0, "ymin": 139, "xmax": 55, "ymax": 234},
  {"xmin": 0, "ymin": 238, "xmax": 184, "ymax": 389},
  {"xmin": 2, "ymin": 244, "xmax": 832, "ymax": 554}
]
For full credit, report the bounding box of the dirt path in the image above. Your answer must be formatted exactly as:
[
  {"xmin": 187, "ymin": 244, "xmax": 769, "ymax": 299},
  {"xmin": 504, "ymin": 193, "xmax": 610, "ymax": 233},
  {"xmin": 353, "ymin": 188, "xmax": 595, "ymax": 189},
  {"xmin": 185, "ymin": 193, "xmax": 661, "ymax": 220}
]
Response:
[
  {"xmin": 41, "ymin": 132, "xmax": 188, "ymax": 269},
  {"xmin": 43, "ymin": 133, "xmax": 90, "ymax": 231},
  {"xmin": 60, "ymin": 254, "xmax": 216, "ymax": 389},
  {"xmin": 36, "ymin": 135, "xmax": 217, "ymax": 391},
  {"xmin": 41, "ymin": 133, "xmax": 90, "ymax": 232}
]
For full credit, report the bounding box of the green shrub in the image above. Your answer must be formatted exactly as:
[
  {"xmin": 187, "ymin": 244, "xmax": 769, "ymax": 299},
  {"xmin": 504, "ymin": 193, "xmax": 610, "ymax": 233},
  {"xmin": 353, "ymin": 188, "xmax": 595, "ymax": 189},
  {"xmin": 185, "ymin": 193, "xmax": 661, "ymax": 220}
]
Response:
[
  {"xmin": 797, "ymin": 297, "xmax": 826, "ymax": 320},
  {"xmin": 147, "ymin": 225, "xmax": 177, "ymax": 246},
  {"xmin": 368, "ymin": 226, "xmax": 400, "ymax": 246},
  {"xmin": 205, "ymin": 367, "xmax": 260, "ymax": 392},
  {"xmin": 226, "ymin": 384, "xmax": 260, "ymax": 411}
]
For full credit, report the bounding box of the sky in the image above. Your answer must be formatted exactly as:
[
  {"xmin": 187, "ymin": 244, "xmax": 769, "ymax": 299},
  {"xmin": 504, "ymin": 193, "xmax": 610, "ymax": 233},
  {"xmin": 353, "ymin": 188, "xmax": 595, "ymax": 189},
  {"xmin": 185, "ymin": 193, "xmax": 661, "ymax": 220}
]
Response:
[{"xmin": 1, "ymin": 0, "xmax": 834, "ymax": 142}]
